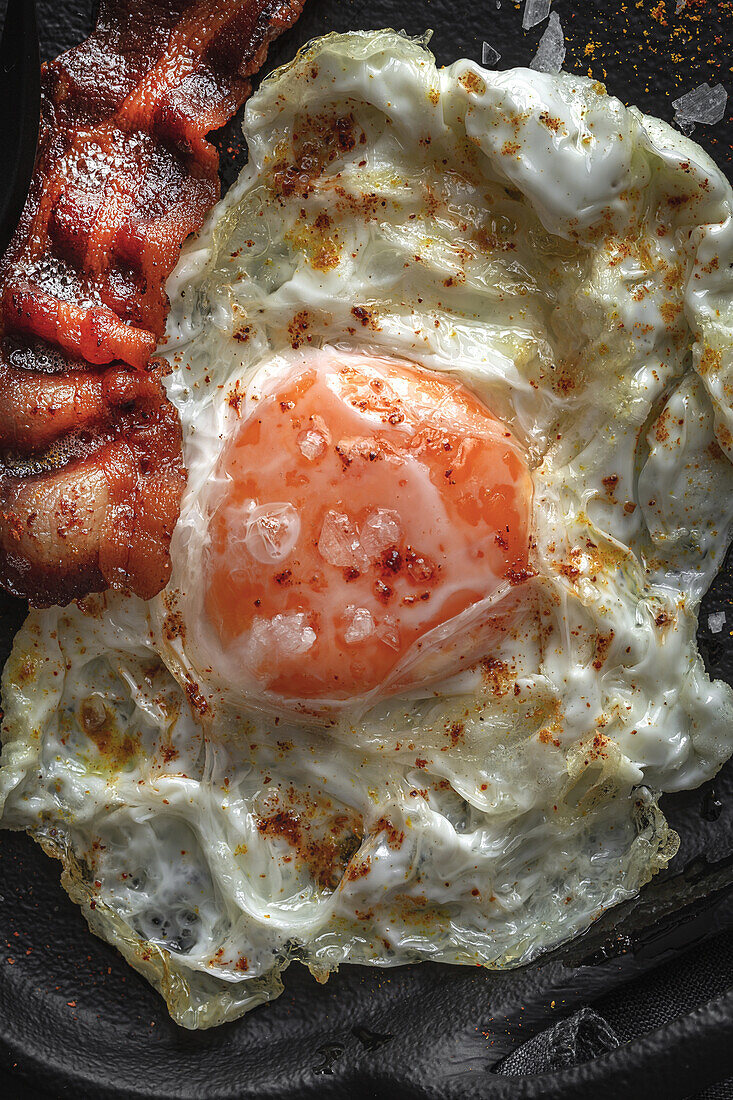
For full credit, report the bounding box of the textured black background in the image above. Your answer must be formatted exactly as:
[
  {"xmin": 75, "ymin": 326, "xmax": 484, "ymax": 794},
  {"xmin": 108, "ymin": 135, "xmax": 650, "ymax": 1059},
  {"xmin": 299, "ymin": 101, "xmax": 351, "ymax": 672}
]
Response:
[{"xmin": 1, "ymin": 1, "xmax": 732, "ymax": 1097}]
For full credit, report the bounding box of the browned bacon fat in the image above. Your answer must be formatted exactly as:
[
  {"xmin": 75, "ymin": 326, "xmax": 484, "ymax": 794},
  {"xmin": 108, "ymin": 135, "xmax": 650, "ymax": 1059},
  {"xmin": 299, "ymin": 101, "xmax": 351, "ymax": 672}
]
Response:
[{"xmin": 0, "ymin": 0, "xmax": 305, "ymax": 606}]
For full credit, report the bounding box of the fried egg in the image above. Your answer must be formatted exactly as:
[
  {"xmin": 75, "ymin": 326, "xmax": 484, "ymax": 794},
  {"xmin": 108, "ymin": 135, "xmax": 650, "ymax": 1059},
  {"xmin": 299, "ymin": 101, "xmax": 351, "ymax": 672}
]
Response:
[{"xmin": 2, "ymin": 30, "xmax": 733, "ymax": 1029}]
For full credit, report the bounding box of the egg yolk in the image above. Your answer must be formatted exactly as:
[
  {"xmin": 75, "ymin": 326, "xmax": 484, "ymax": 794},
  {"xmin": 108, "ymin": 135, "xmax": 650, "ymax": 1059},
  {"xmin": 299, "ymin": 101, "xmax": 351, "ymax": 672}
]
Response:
[{"xmin": 204, "ymin": 350, "xmax": 533, "ymax": 700}]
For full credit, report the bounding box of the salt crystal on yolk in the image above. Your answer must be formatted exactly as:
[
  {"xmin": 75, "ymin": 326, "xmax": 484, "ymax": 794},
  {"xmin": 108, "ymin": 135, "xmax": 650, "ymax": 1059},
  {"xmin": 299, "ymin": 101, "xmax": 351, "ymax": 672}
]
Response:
[{"xmin": 204, "ymin": 350, "xmax": 533, "ymax": 700}]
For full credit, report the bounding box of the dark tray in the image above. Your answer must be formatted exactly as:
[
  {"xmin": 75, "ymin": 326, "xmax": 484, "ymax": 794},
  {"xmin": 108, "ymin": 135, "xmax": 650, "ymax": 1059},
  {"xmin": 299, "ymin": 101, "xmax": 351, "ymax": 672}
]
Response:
[{"xmin": 1, "ymin": 2, "xmax": 732, "ymax": 1097}]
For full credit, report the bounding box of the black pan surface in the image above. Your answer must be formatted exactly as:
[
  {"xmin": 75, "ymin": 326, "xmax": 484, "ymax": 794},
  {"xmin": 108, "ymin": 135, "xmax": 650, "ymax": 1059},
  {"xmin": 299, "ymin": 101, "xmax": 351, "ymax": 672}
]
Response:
[{"xmin": 1, "ymin": 2, "xmax": 732, "ymax": 1097}]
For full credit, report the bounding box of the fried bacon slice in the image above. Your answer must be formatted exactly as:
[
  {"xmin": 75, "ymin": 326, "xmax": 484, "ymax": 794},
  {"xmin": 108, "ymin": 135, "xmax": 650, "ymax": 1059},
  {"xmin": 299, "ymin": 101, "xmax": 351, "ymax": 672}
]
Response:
[{"xmin": 0, "ymin": 0, "xmax": 305, "ymax": 606}]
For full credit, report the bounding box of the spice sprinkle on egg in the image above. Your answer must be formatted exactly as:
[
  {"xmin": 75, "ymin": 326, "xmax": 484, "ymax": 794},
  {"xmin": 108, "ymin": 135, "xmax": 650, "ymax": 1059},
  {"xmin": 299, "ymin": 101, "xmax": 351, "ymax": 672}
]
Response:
[{"xmin": 2, "ymin": 29, "xmax": 733, "ymax": 1028}]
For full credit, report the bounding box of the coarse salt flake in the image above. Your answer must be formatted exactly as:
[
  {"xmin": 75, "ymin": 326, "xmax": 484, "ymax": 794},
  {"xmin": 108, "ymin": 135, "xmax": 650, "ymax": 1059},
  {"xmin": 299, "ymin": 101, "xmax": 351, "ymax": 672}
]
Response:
[
  {"xmin": 360, "ymin": 508, "xmax": 402, "ymax": 561},
  {"xmin": 708, "ymin": 611, "xmax": 726, "ymax": 634},
  {"xmin": 244, "ymin": 503, "xmax": 300, "ymax": 564},
  {"xmin": 672, "ymin": 83, "xmax": 728, "ymax": 134},
  {"xmin": 297, "ymin": 428, "xmax": 327, "ymax": 461},
  {"xmin": 523, "ymin": 0, "xmax": 551, "ymax": 30},
  {"xmin": 248, "ymin": 613, "xmax": 317, "ymax": 668},
  {"xmin": 482, "ymin": 41, "xmax": 501, "ymax": 67},
  {"xmin": 318, "ymin": 510, "xmax": 368, "ymax": 571},
  {"xmin": 379, "ymin": 615, "xmax": 401, "ymax": 651},
  {"xmin": 529, "ymin": 12, "xmax": 565, "ymax": 74},
  {"xmin": 344, "ymin": 606, "xmax": 376, "ymax": 645}
]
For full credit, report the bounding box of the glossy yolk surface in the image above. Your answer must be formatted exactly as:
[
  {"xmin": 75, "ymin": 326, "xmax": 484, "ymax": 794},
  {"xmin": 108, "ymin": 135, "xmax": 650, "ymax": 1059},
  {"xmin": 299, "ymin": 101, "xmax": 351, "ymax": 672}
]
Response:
[{"xmin": 204, "ymin": 350, "xmax": 533, "ymax": 699}]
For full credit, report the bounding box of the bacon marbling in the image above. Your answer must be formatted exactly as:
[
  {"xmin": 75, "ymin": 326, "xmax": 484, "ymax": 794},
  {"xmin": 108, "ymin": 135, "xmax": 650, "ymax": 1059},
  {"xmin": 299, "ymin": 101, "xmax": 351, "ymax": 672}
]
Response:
[{"xmin": 0, "ymin": 0, "xmax": 304, "ymax": 606}]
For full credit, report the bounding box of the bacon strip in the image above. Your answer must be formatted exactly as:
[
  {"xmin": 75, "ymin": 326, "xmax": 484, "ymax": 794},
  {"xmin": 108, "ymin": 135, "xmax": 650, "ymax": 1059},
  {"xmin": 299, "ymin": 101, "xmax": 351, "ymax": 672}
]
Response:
[
  {"xmin": 0, "ymin": 366, "xmax": 182, "ymax": 604},
  {"xmin": 0, "ymin": 0, "xmax": 305, "ymax": 606},
  {"xmin": 0, "ymin": 351, "xmax": 162, "ymax": 453}
]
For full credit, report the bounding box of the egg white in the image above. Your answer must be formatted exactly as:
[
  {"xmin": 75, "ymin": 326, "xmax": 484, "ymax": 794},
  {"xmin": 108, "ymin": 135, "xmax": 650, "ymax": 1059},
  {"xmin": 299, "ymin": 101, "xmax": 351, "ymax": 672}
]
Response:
[{"xmin": 1, "ymin": 30, "xmax": 733, "ymax": 1028}]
